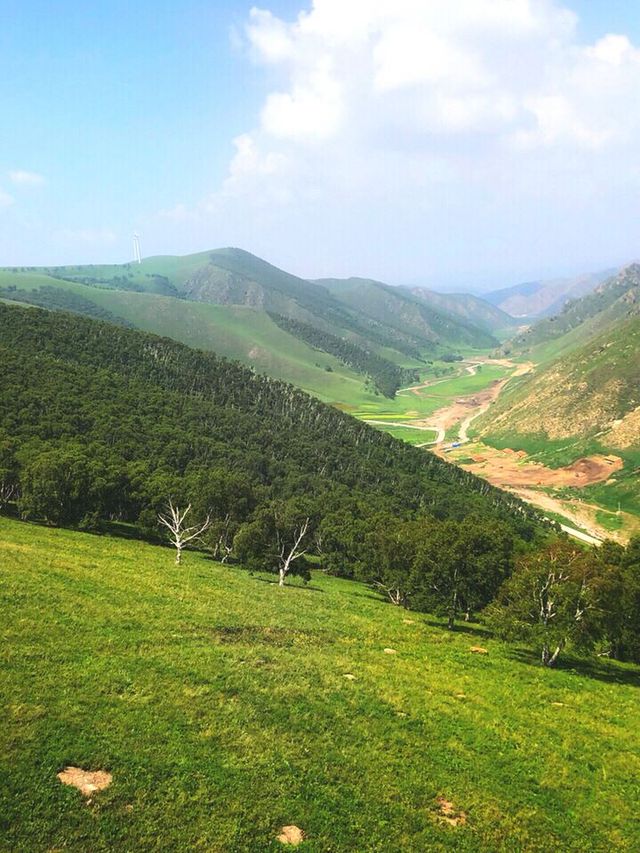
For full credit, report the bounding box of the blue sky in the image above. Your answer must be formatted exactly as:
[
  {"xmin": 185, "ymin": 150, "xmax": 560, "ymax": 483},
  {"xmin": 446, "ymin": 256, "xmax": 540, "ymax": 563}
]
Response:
[{"xmin": 2, "ymin": 1, "xmax": 640, "ymax": 290}]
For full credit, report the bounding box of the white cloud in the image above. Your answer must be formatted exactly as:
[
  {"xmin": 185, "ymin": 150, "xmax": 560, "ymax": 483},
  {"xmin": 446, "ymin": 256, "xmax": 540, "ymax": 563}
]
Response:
[
  {"xmin": 155, "ymin": 1, "xmax": 640, "ymax": 284},
  {"xmin": 9, "ymin": 170, "xmax": 46, "ymax": 187}
]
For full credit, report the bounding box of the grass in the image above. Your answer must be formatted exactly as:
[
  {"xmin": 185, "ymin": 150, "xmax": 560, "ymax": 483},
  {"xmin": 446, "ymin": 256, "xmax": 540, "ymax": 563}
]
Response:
[
  {"xmin": 1, "ymin": 517, "xmax": 639, "ymax": 851},
  {"xmin": 353, "ymin": 364, "xmax": 509, "ymax": 422},
  {"xmin": 370, "ymin": 425, "xmax": 437, "ymax": 445}
]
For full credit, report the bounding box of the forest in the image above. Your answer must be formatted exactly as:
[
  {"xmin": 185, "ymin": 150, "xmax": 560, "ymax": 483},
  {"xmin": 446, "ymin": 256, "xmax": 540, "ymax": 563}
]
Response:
[
  {"xmin": 1, "ymin": 302, "xmax": 639, "ymax": 665},
  {"xmin": 268, "ymin": 312, "xmax": 419, "ymax": 397}
]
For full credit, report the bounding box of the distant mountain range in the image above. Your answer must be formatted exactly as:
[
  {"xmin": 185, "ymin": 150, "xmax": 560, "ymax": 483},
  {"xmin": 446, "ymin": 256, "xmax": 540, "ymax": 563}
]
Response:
[
  {"xmin": 484, "ymin": 269, "xmax": 616, "ymax": 319},
  {"xmin": 0, "ymin": 248, "xmax": 514, "ymax": 403}
]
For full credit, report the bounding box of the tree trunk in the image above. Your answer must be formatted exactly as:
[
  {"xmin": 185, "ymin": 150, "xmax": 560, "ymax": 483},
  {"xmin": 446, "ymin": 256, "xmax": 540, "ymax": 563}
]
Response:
[
  {"xmin": 542, "ymin": 641, "xmax": 564, "ymax": 667},
  {"xmin": 279, "ymin": 565, "xmax": 286, "ymax": 587},
  {"xmin": 175, "ymin": 545, "xmax": 182, "ymax": 565},
  {"xmin": 447, "ymin": 589, "xmax": 458, "ymax": 630}
]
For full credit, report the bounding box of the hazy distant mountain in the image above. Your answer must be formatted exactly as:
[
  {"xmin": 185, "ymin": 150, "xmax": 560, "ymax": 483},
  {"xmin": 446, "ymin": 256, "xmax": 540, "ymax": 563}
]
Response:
[
  {"xmin": 502, "ymin": 264, "xmax": 640, "ymax": 361},
  {"xmin": 404, "ymin": 286, "xmax": 515, "ymax": 336},
  {"xmin": 484, "ymin": 269, "xmax": 616, "ymax": 319}
]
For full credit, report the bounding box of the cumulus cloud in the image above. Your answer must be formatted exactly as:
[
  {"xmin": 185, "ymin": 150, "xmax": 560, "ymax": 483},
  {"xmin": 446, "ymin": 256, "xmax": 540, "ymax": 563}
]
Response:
[
  {"xmin": 9, "ymin": 170, "xmax": 46, "ymax": 186},
  {"xmin": 157, "ymin": 1, "xmax": 640, "ymax": 283}
]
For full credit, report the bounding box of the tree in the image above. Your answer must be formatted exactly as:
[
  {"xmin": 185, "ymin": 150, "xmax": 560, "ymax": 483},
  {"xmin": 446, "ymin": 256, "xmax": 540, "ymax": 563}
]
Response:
[
  {"xmin": 234, "ymin": 500, "xmax": 315, "ymax": 586},
  {"xmin": 485, "ymin": 541, "xmax": 604, "ymax": 666},
  {"xmin": 360, "ymin": 514, "xmax": 423, "ymax": 607},
  {"xmin": 157, "ymin": 501, "xmax": 211, "ymax": 564},
  {"xmin": 19, "ymin": 445, "xmax": 93, "ymax": 525},
  {"xmin": 0, "ymin": 434, "xmax": 18, "ymax": 511},
  {"xmin": 411, "ymin": 517, "xmax": 514, "ymax": 628},
  {"xmin": 599, "ymin": 537, "xmax": 640, "ymax": 663}
]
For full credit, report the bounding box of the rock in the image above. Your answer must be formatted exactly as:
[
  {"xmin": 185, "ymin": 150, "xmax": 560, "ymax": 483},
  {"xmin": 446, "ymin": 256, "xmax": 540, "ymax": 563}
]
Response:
[
  {"xmin": 469, "ymin": 646, "xmax": 488, "ymax": 654},
  {"xmin": 277, "ymin": 825, "xmax": 305, "ymax": 845},
  {"xmin": 383, "ymin": 648, "xmax": 397, "ymax": 654}
]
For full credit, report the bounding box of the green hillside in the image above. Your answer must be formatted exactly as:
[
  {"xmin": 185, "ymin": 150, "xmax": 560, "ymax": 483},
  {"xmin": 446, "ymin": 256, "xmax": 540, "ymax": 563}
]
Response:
[
  {"xmin": 477, "ymin": 316, "xmax": 640, "ymax": 513},
  {"xmin": 502, "ymin": 264, "xmax": 640, "ymax": 362},
  {"xmin": 405, "ymin": 286, "xmax": 515, "ymax": 337},
  {"xmin": 0, "ymin": 249, "xmax": 501, "ymax": 402},
  {"xmin": 2, "ymin": 516, "xmax": 639, "ymax": 852},
  {"xmin": 319, "ymin": 277, "xmax": 499, "ymax": 350}
]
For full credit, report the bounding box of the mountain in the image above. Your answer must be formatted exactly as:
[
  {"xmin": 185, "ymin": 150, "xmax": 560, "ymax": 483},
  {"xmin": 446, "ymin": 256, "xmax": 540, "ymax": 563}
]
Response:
[
  {"xmin": 482, "ymin": 315, "xmax": 640, "ymax": 447},
  {"xmin": 317, "ymin": 277, "xmax": 500, "ymax": 349},
  {"xmin": 485, "ymin": 268, "xmax": 615, "ymax": 319},
  {"xmin": 0, "ymin": 249, "xmax": 499, "ymax": 402},
  {"xmin": 501, "ymin": 264, "xmax": 640, "ymax": 362},
  {"xmin": 405, "ymin": 286, "xmax": 515, "ymax": 336},
  {"xmin": 477, "ymin": 271, "xmax": 640, "ymax": 516}
]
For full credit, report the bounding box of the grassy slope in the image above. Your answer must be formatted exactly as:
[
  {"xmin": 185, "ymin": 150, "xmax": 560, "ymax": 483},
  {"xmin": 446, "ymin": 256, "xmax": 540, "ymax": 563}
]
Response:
[
  {"xmin": 1, "ymin": 517, "xmax": 639, "ymax": 852},
  {"xmin": 0, "ymin": 274, "xmax": 377, "ymax": 404},
  {"xmin": 503, "ymin": 265, "xmax": 640, "ymax": 364}
]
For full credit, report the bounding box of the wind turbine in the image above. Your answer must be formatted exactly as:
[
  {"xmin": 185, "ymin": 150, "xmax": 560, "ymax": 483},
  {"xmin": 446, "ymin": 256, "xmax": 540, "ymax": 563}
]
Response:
[{"xmin": 133, "ymin": 232, "xmax": 142, "ymax": 264}]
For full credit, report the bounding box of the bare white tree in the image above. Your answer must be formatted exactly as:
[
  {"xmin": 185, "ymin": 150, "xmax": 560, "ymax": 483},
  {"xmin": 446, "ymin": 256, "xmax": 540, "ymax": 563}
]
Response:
[
  {"xmin": 276, "ymin": 516, "xmax": 310, "ymax": 587},
  {"xmin": 0, "ymin": 481, "xmax": 17, "ymax": 511},
  {"xmin": 158, "ymin": 501, "xmax": 211, "ymax": 564},
  {"xmin": 208, "ymin": 513, "xmax": 235, "ymax": 563}
]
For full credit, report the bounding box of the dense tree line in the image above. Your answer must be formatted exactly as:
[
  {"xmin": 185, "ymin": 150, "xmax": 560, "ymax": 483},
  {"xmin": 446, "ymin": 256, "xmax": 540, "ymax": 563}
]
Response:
[
  {"xmin": 486, "ymin": 539, "xmax": 640, "ymax": 665},
  {"xmin": 269, "ymin": 313, "xmax": 419, "ymax": 397},
  {"xmin": 0, "ymin": 303, "xmax": 541, "ymax": 534},
  {"xmin": 0, "ymin": 285, "xmax": 134, "ymax": 327}
]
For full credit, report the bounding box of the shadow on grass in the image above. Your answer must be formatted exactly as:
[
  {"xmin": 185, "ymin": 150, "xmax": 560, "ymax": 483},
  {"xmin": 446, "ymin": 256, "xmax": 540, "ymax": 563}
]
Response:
[
  {"xmin": 509, "ymin": 647, "xmax": 640, "ymax": 687},
  {"xmin": 250, "ymin": 575, "xmax": 324, "ymax": 593},
  {"xmin": 420, "ymin": 617, "xmax": 493, "ymax": 639}
]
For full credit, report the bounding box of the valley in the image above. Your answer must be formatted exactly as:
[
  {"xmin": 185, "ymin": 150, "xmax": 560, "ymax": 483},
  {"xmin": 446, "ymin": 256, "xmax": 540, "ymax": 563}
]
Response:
[
  {"xmin": 358, "ymin": 352, "xmax": 638, "ymax": 544},
  {"xmin": 3, "ymin": 250, "xmax": 638, "ymax": 543}
]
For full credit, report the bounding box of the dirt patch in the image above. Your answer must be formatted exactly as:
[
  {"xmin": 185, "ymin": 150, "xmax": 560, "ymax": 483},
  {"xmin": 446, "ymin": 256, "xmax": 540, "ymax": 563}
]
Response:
[
  {"xmin": 450, "ymin": 445, "xmax": 623, "ymax": 490},
  {"xmin": 436, "ymin": 797, "xmax": 467, "ymax": 827},
  {"xmin": 277, "ymin": 825, "xmax": 305, "ymax": 845},
  {"xmin": 57, "ymin": 767, "xmax": 112, "ymax": 797}
]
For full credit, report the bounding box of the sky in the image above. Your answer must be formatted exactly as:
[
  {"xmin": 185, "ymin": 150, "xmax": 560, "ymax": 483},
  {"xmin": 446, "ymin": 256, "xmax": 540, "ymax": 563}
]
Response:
[{"xmin": 2, "ymin": 1, "xmax": 640, "ymax": 291}]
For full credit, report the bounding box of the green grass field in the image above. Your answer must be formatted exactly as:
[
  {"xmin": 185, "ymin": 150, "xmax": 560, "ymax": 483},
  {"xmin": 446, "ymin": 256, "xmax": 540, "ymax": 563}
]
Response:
[
  {"xmin": 372, "ymin": 426, "xmax": 437, "ymax": 445},
  {"xmin": 2, "ymin": 517, "xmax": 639, "ymax": 851},
  {"xmin": 354, "ymin": 365, "xmax": 509, "ymax": 440}
]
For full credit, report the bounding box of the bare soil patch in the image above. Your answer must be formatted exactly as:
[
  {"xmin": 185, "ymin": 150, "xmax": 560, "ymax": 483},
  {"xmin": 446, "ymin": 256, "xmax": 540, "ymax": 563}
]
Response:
[
  {"xmin": 277, "ymin": 825, "xmax": 305, "ymax": 845},
  {"xmin": 57, "ymin": 767, "xmax": 112, "ymax": 797},
  {"xmin": 452, "ymin": 445, "xmax": 623, "ymax": 490},
  {"xmin": 436, "ymin": 797, "xmax": 467, "ymax": 827}
]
